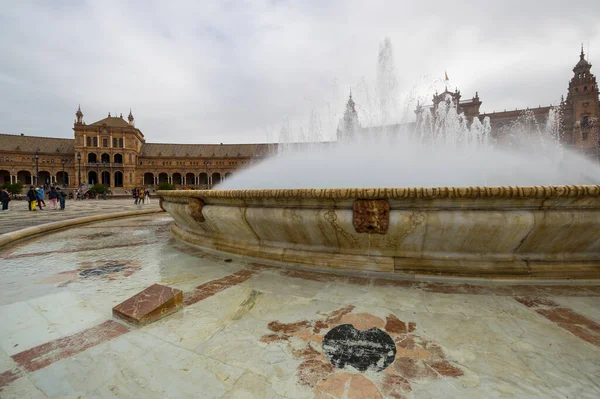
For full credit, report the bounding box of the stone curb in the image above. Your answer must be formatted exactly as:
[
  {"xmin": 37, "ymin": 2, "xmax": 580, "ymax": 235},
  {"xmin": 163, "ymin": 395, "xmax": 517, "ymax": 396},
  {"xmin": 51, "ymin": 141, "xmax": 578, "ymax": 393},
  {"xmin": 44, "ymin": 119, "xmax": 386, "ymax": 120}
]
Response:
[{"xmin": 0, "ymin": 209, "xmax": 164, "ymax": 249}]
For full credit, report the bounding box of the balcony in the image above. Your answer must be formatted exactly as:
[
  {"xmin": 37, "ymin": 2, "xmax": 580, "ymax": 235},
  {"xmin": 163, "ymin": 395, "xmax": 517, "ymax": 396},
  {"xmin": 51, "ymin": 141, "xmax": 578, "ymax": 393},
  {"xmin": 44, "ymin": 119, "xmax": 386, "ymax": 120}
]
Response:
[{"xmin": 86, "ymin": 162, "xmax": 124, "ymax": 168}]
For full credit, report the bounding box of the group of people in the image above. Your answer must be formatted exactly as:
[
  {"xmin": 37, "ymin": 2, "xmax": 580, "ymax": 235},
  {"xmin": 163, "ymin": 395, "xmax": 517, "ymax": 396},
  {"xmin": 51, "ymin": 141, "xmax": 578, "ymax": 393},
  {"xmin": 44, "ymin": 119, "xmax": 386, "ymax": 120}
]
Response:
[
  {"xmin": 25, "ymin": 186, "xmax": 66, "ymax": 211},
  {"xmin": 132, "ymin": 188, "xmax": 151, "ymax": 206}
]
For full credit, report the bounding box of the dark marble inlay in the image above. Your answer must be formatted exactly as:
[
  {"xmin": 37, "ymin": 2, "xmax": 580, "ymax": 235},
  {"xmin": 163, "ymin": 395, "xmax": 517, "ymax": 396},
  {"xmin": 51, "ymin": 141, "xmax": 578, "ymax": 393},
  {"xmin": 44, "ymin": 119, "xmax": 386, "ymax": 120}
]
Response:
[
  {"xmin": 322, "ymin": 324, "xmax": 396, "ymax": 372},
  {"xmin": 79, "ymin": 261, "xmax": 130, "ymax": 277}
]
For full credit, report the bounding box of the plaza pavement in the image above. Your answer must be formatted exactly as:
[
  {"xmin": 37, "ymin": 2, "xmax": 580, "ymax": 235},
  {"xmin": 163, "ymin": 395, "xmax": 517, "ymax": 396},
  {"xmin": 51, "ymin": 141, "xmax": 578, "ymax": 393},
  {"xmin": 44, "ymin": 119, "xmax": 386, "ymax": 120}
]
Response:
[{"xmin": 0, "ymin": 198, "xmax": 160, "ymax": 235}]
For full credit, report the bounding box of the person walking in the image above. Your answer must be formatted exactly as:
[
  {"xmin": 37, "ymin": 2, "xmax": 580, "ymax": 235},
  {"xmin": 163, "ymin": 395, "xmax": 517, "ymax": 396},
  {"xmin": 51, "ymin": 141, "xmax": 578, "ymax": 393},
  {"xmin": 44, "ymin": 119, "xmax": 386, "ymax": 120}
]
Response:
[
  {"xmin": 36, "ymin": 186, "xmax": 45, "ymax": 210},
  {"xmin": 0, "ymin": 187, "xmax": 10, "ymax": 211},
  {"xmin": 137, "ymin": 189, "xmax": 145, "ymax": 209},
  {"xmin": 133, "ymin": 188, "xmax": 138, "ymax": 205},
  {"xmin": 57, "ymin": 187, "xmax": 66, "ymax": 210},
  {"xmin": 145, "ymin": 189, "xmax": 150, "ymax": 204},
  {"xmin": 48, "ymin": 186, "xmax": 59, "ymax": 210},
  {"xmin": 27, "ymin": 187, "xmax": 37, "ymax": 211}
]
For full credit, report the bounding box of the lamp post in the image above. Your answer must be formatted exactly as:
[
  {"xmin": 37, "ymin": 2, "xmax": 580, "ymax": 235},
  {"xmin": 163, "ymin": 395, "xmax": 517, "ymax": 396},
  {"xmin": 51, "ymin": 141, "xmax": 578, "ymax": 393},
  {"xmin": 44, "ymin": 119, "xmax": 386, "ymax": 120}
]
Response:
[
  {"xmin": 61, "ymin": 159, "xmax": 66, "ymax": 187},
  {"xmin": 34, "ymin": 151, "xmax": 39, "ymax": 186},
  {"xmin": 204, "ymin": 161, "xmax": 211, "ymax": 190},
  {"xmin": 77, "ymin": 152, "xmax": 81, "ymax": 188}
]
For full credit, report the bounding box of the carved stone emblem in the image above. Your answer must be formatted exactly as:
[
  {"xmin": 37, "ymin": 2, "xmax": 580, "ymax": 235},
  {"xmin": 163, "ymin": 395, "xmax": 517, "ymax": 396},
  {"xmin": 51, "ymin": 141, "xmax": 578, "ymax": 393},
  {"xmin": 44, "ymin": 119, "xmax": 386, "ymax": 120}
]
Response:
[
  {"xmin": 353, "ymin": 199, "xmax": 389, "ymax": 234},
  {"xmin": 188, "ymin": 198, "xmax": 205, "ymax": 222}
]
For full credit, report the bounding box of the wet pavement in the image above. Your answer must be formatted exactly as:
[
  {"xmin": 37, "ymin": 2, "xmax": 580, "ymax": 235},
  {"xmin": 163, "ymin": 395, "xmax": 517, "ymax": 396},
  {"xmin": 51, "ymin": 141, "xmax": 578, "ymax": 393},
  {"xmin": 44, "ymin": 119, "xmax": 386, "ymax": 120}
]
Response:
[
  {"xmin": 0, "ymin": 198, "xmax": 160, "ymax": 234},
  {"xmin": 0, "ymin": 214, "xmax": 599, "ymax": 398}
]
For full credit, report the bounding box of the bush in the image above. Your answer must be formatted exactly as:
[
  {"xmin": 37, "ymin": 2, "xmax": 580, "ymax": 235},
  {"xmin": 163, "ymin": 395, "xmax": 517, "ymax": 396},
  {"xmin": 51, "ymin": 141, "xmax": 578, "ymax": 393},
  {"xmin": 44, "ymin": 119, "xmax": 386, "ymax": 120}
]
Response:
[
  {"xmin": 158, "ymin": 183, "xmax": 175, "ymax": 190},
  {"xmin": 2, "ymin": 182, "xmax": 23, "ymax": 195},
  {"xmin": 87, "ymin": 184, "xmax": 111, "ymax": 195}
]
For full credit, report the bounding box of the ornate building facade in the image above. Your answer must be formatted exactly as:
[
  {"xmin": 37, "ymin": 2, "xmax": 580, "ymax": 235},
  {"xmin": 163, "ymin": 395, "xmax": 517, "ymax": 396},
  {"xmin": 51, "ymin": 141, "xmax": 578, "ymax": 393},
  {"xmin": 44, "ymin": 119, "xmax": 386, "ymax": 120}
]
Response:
[{"xmin": 1, "ymin": 48, "xmax": 598, "ymax": 191}]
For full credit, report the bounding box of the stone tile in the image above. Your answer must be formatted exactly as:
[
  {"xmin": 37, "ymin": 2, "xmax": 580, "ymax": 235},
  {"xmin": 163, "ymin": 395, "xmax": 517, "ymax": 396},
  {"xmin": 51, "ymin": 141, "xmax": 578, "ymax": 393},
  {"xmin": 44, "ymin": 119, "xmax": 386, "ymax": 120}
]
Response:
[
  {"xmin": 0, "ymin": 375, "xmax": 47, "ymax": 399},
  {"xmin": 27, "ymin": 332, "xmax": 164, "ymax": 397},
  {"xmin": 118, "ymin": 343, "xmax": 246, "ymax": 398},
  {"xmin": 113, "ymin": 284, "xmax": 183, "ymax": 325},
  {"xmin": 0, "ymin": 301, "xmax": 64, "ymax": 356}
]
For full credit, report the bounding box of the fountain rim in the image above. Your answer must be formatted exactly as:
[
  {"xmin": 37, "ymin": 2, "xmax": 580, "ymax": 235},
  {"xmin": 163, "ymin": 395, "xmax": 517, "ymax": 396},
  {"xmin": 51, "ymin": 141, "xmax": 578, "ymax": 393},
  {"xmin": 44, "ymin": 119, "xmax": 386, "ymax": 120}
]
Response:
[{"xmin": 158, "ymin": 184, "xmax": 600, "ymax": 200}]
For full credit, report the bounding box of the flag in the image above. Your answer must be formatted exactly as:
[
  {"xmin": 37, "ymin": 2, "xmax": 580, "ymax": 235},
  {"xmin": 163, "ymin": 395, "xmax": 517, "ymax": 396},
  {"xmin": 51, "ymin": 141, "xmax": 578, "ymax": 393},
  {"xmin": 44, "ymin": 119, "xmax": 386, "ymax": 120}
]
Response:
[{"xmin": 445, "ymin": 70, "xmax": 449, "ymax": 81}]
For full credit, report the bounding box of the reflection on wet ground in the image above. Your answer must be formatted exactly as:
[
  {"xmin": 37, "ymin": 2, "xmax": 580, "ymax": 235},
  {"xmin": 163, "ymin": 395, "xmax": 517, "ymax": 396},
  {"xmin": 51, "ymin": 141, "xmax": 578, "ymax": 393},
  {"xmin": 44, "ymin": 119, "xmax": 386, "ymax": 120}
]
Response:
[{"xmin": 0, "ymin": 214, "xmax": 599, "ymax": 398}]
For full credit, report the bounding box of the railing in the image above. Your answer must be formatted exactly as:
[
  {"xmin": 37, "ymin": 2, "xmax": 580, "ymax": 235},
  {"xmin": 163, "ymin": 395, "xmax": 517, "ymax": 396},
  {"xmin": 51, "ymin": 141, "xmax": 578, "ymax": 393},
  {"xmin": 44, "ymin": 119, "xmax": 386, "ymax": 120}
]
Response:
[{"xmin": 85, "ymin": 162, "xmax": 124, "ymax": 168}]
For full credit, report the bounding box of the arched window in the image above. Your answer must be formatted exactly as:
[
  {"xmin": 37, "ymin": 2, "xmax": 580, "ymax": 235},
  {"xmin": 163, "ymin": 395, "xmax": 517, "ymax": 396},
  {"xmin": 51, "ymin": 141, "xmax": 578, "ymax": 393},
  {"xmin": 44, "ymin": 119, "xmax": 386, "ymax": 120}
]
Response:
[
  {"xmin": 86, "ymin": 137, "xmax": 92, "ymax": 146},
  {"xmin": 113, "ymin": 138, "xmax": 118, "ymax": 147},
  {"xmin": 119, "ymin": 138, "xmax": 124, "ymax": 148},
  {"xmin": 93, "ymin": 137, "xmax": 98, "ymax": 147}
]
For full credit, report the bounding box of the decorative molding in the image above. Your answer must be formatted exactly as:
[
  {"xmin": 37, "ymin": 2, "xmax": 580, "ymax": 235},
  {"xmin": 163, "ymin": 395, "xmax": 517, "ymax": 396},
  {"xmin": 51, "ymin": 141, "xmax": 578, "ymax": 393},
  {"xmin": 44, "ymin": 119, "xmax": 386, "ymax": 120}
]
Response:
[
  {"xmin": 187, "ymin": 198, "xmax": 205, "ymax": 222},
  {"xmin": 353, "ymin": 200, "xmax": 390, "ymax": 234},
  {"xmin": 158, "ymin": 185, "xmax": 600, "ymax": 200}
]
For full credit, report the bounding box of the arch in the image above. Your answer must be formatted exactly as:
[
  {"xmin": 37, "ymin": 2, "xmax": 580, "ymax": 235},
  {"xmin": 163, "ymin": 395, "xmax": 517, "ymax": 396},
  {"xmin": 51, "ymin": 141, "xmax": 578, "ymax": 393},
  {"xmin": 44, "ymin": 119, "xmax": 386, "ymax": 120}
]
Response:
[
  {"xmin": 17, "ymin": 170, "xmax": 32, "ymax": 185},
  {"xmin": 56, "ymin": 171, "xmax": 69, "ymax": 186},
  {"xmin": 101, "ymin": 153, "xmax": 110, "ymax": 163},
  {"xmin": 185, "ymin": 172, "xmax": 195, "ymax": 185},
  {"xmin": 199, "ymin": 173, "xmax": 208, "ymax": 185},
  {"xmin": 158, "ymin": 172, "xmax": 169, "ymax": 184},
  {"xmin": 173, "ymin": 172, "xmax": 182, "ymax": 185},
  {"xmin": 0, "ymin": 169, "xmax": 10, "ymax": 185},
  {"xmin": 224, "ymin": 172, "xmax": 233, "ymax": 179},
  {"xmin": 88, "ymin": 171, "xmax": 98, "ymax": 185},
  {"xmin": 114, "ymin": 153, "xmax": 123, "ymax": 163},
  {"xmin": 114, "ymin": 171, "xmax": 123, "ymax": 187},
  {"xmin": 88, "ymin": 153, "xmax": 97, "ymax": 163},
  {"xmin": 101, "ymin": 171, "xmax": 110, "ymax": 185},
  {"xmin": 39, "ymin": 171, "xmax": 51, "ymax": 185},
  {"xmin": 211, "ymin": 172, "xmax": 221, "ymax": 186},
  {"xmin": 143, "ymin": 172, "xmax": 154, "ymax": 185}
]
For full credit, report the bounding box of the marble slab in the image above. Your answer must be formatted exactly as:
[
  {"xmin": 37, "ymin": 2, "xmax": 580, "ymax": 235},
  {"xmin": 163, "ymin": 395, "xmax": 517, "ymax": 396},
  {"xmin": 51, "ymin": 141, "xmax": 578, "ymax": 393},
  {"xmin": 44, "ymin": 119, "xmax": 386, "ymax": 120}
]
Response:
[{"xmin": 113, "ymin": 284, "xmax": 183, "ymax": 325}]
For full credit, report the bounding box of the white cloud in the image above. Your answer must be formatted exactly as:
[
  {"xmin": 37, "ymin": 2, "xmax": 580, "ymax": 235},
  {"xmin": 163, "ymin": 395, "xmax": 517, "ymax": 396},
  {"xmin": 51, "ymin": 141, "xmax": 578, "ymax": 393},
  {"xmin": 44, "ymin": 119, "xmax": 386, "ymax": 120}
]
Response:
[{"xmin": 0, "ymin": 0, "xmax": 599, "ymax": 143}]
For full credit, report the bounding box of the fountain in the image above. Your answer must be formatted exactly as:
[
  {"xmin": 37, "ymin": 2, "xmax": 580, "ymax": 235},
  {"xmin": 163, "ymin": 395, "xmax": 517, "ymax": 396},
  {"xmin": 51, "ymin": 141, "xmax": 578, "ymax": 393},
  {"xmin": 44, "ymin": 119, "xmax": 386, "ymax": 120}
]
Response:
[{"xmin": 158, "ymin": 44, "xmax": 600, "ymax": 279}]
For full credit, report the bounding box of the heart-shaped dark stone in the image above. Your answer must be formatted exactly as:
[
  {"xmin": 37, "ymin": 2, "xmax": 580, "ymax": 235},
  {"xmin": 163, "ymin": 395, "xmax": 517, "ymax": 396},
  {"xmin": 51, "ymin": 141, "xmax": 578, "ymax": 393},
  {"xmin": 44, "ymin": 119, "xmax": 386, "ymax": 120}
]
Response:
[{"xmin": 322, "ymin": 324, "xmax": 396, "ymax": 372}]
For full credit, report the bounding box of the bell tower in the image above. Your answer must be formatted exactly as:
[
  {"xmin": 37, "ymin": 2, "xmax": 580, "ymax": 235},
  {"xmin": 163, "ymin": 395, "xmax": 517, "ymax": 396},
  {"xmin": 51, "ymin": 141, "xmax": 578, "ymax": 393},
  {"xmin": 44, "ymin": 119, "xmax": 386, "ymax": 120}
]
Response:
[{"xmin": 563, "ymin": 45, "xmax": 600, "ymax": 157}]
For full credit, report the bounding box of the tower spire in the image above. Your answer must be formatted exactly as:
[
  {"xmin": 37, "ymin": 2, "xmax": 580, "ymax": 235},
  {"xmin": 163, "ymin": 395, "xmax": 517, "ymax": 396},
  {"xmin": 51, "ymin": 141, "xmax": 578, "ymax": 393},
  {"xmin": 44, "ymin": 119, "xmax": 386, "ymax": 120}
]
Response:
[
  {"xmin": 581, "ymin": 43, "xmax": 585, "ymax": 60},
  {"xmin": 75, "ymin": 104, "xmax": 83, "ymax": 124},
  {"xmin": 127, "ymin": 108, "xmax": 135, "ymax": 126}
]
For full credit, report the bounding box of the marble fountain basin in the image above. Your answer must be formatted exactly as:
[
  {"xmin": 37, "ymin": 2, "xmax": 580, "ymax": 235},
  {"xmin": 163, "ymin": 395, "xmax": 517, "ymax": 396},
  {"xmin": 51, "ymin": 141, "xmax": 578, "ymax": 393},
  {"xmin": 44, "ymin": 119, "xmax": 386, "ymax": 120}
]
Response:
[{"xmin": 158, "ymin": 185, "xmax": 600, "ymax": 279}]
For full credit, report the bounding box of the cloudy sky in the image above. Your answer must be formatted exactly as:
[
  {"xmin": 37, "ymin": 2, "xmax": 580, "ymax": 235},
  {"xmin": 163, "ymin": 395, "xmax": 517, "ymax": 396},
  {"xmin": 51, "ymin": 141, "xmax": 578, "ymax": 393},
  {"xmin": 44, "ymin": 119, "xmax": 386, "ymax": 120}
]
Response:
[{"xmin": 1, "ymin": 0, "xmax": 599, "ymax": 144}]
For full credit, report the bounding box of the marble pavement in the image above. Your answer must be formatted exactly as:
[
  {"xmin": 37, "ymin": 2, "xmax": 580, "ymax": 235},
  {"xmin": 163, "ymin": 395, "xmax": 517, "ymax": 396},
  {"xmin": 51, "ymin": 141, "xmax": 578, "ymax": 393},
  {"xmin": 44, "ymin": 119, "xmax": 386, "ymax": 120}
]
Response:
[{"xmin": 0, "ymin": 214, "xmax": 599, "ymax": 398}]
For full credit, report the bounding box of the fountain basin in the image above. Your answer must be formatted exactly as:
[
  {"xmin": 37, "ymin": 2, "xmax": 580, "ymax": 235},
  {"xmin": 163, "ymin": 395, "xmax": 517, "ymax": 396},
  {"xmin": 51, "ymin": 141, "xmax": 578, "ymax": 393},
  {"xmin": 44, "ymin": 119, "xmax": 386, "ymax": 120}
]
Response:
[{"xmin": 158, "ymin": 185, "xmax": 600, "ymax": 279}]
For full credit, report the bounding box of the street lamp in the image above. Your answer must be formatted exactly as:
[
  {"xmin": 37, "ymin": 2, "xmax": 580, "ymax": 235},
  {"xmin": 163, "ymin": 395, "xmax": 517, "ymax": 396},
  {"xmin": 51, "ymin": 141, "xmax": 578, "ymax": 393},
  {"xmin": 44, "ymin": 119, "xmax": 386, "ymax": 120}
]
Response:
[
  {"xmin": 204, "ymin": 161, "xmax": 211, "ymax": 190},
  {"xmin": 34, "ymin": 151, "xmax": 39, "ymax": 186},
  {"xmin": 77, "ymin": 152, "xmax": 81, "ymax": 187},
  {"xmin": 61, "ymin": 159, "xmax": 66, "ymax": 187}
]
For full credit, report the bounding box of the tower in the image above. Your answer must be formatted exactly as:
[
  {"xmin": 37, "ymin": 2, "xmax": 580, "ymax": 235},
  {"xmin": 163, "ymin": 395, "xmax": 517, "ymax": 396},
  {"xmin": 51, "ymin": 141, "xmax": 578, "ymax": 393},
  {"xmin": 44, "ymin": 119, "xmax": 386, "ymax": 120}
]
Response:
[
  {"xmin": 128, "ymin": 109, "xmax": 135, "ymax": 127},
  {"xmin": 75, "ymin": 105, "xmax": 83, "ymax": 124},
  {"xmin": 337, "ymin": 91, "xmax": 360, "ymax": 141},
  {"xmin": 563, "ymin": 45, "xmax": 600, "ymax": 159}
]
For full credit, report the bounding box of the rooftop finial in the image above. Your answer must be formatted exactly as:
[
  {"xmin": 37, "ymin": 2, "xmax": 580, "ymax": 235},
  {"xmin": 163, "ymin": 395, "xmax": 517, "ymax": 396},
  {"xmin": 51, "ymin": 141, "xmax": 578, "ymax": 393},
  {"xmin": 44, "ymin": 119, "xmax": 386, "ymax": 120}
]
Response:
[
  {"xmin": 581, "ymin": 43, "xmax": 585, "ymax": 60},
  {"xmin": 349, "ymin": 88, "xmax": 352, "ymax": 99}
]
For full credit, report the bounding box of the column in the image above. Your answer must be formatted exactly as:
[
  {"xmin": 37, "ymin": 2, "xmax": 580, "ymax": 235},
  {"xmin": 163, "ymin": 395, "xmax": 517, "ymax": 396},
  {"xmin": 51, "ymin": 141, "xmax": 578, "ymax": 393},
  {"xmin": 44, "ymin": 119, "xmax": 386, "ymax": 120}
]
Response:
[
  {"xmin": 110, "ymin": 135, "xmax": 113, "ymax": 148},
  {"xmin": 183, "ymin": 176, "xmax": 186, "ymax": 185},
  {"xmin": 83, "ymin": 134, "xmax": 87, "ymax": 147}
]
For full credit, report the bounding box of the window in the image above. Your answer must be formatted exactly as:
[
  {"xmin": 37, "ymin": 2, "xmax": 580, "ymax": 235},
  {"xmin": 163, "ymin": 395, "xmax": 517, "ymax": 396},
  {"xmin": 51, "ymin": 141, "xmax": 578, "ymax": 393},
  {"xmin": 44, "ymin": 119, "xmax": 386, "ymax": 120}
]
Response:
[
  {"xmin": 119, "ymin": 138, "xmax": 124, "ymax": 148},
  {"xmin": 103, "ymin": 138, "xmax": 108, "ymax": 147},
  {"xmin": 86, "ymin": 137, "xmax": 91, "ymax": 146},
  {"xmin": 584, "ymin": 86, "xmax": 588, "ymax": 91},
  {"xmin": 582, "ymin": 116, "xmax": 590, "ymax": 127},
  {"xmin": 582, "ymin": 132, "xmax": 589, "ymax": 141},
  {"xmin": 113, "ymin": 138, "xmax": 118, "ymax": 147},
  {"xmin": 93, "ymin": 137, "xmax": 98, "ymax": 147}
]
